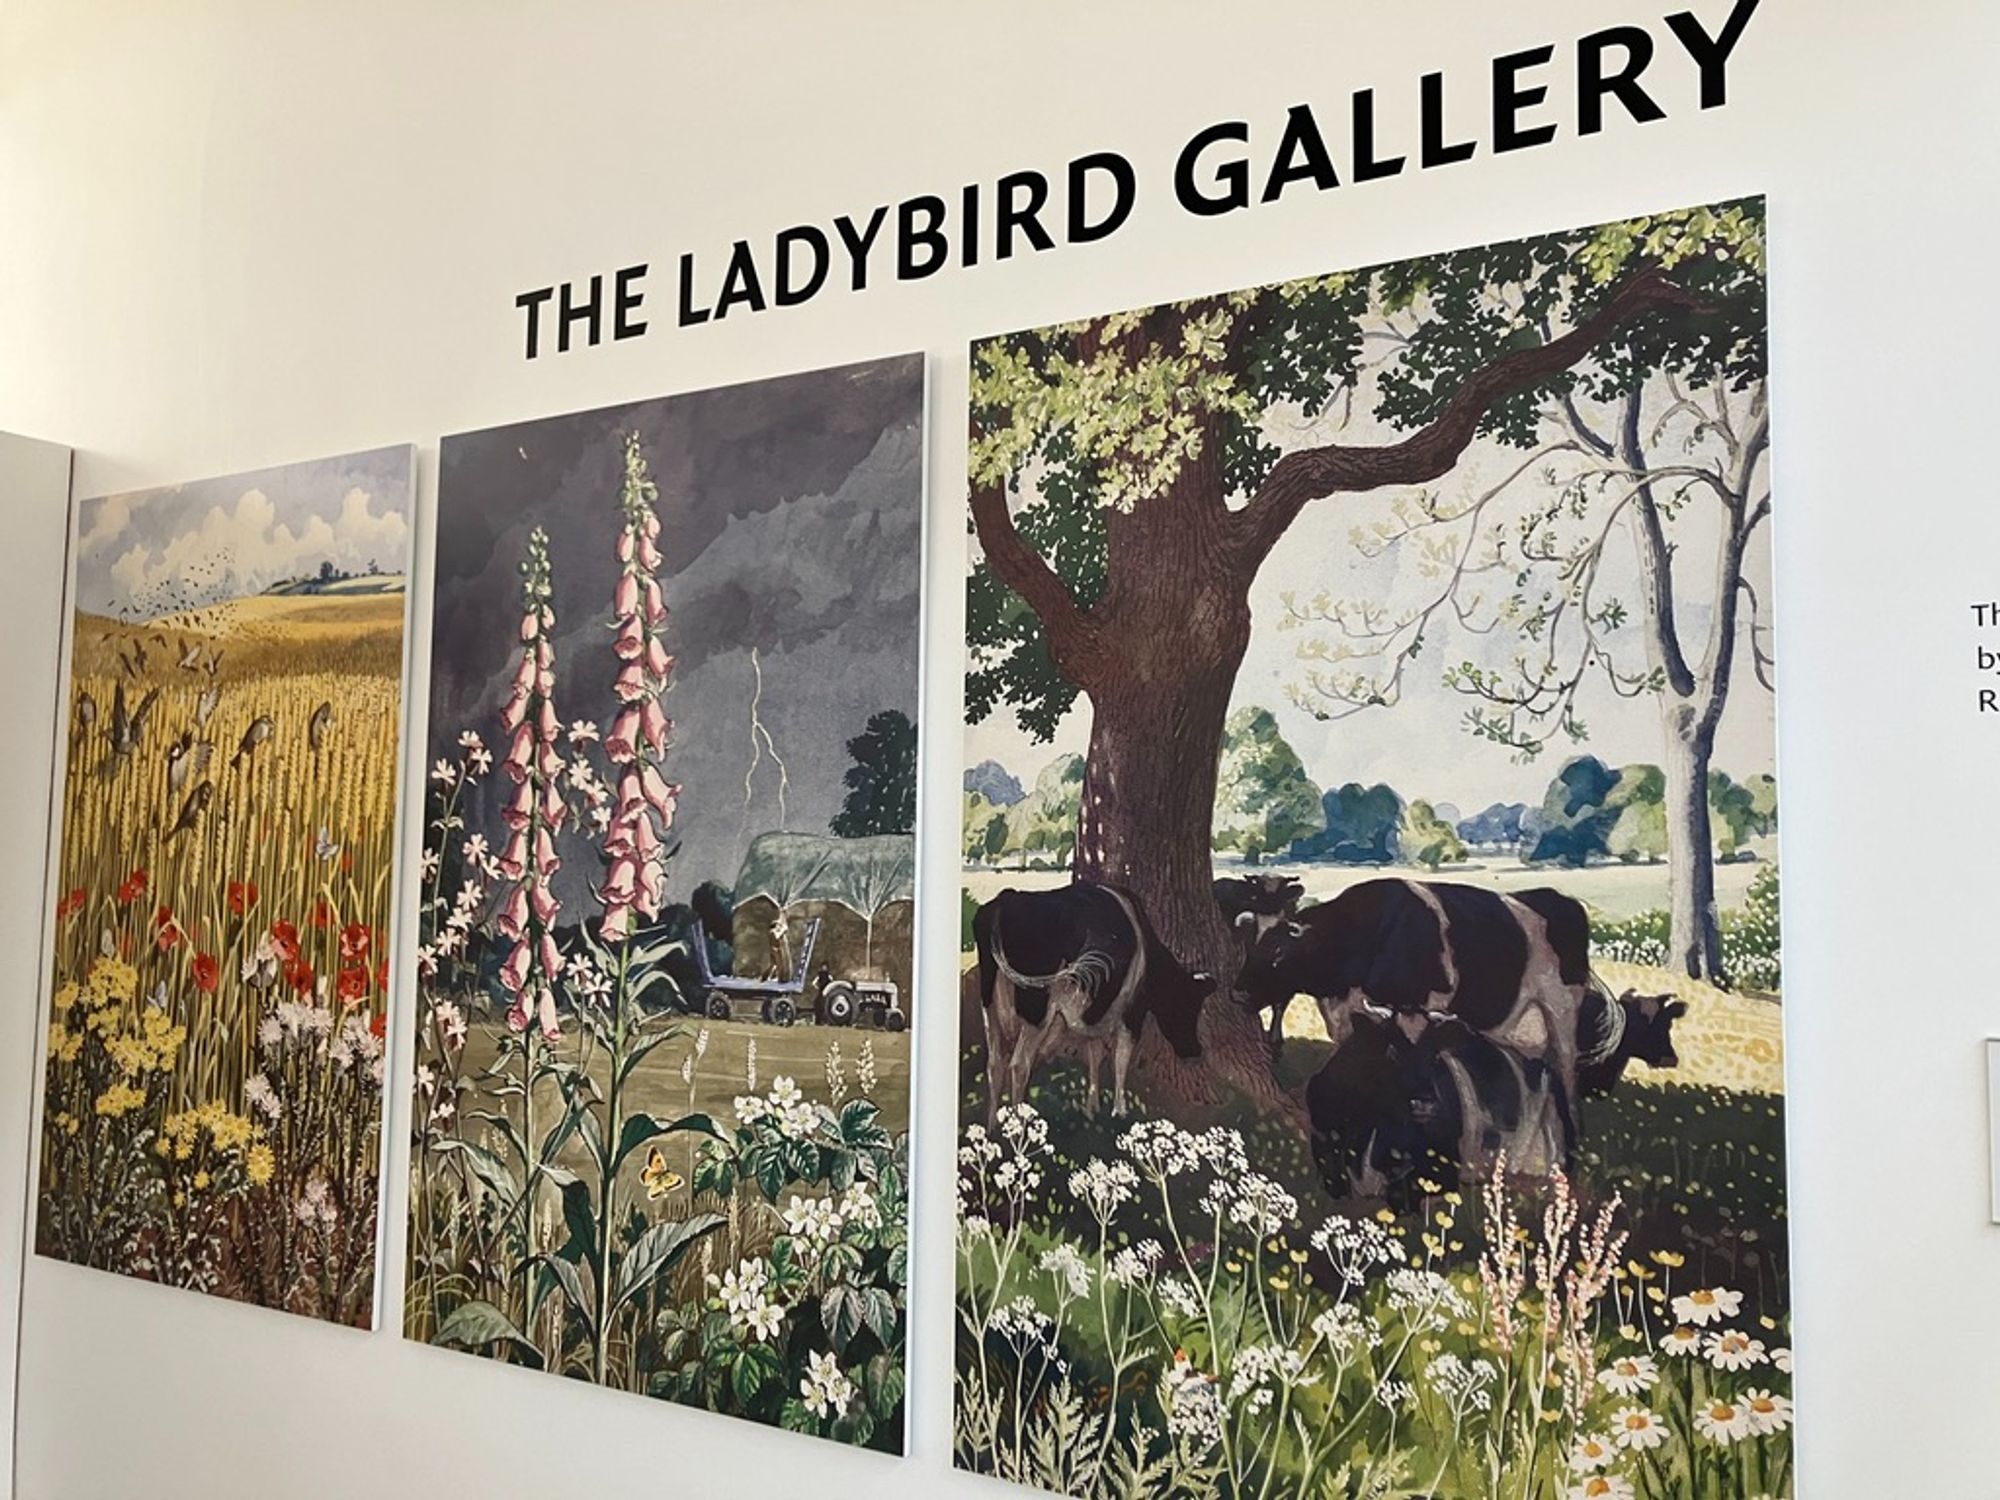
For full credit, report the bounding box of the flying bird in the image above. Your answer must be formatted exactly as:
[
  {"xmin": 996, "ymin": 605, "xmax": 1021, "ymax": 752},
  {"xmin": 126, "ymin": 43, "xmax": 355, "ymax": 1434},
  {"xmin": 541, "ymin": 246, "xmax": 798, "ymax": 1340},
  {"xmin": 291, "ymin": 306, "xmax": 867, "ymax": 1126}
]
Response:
[
  {"xmin": 230, "ymin": 714, "xmax": 274, "ymax": 771},
  {"xmin": 176, "ymin": 639, "xmax": 204, "ymax": 671},
  {"xmin": 193, "ymin": 684, "xmax": 220, "ymax": 728},
  {"xmin": 166, "ymin": 731, "xmax": 212, "ymax": 794},
  {"xmin": 308, "ymin": 700, "xmax": 333, "ymax": 756},
  {"xmin": 164, "ymin": 780, "xmax": 212, "ymax": 840},
  {"xmin": 75, "ymin": 692, "xmax": 96, "ymax": 734},
  {"xmin": 107, "ymin": 682, "xmax": 159, "ymax": 757}
]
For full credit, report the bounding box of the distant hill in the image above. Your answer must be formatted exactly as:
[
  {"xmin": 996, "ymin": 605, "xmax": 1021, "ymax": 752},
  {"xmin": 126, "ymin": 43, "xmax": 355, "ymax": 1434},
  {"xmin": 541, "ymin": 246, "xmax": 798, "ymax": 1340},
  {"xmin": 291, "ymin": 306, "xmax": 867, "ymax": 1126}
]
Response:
[
  {"xmin": 965, "ymin": 759, "xmax": 1025, "ymax": 807},
  {"xmin": 264, "ymin": 572, "xmax": 406, "ymax": 598}
]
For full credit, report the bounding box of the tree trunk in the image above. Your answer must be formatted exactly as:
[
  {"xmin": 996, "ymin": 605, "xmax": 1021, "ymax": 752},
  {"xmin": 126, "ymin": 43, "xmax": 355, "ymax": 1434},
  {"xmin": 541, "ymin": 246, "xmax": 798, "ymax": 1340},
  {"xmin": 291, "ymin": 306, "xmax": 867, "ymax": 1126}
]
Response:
[{"xmin": 1662, "ymin": 703, "xmax": 1724, "ymax": 981}]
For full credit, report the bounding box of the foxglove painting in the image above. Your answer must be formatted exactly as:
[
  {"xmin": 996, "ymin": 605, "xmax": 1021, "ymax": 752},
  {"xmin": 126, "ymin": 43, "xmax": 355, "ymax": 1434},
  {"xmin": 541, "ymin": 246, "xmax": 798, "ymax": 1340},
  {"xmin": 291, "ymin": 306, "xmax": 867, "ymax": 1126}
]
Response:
[
  {"xmin": 37, "ymin": 447, "xmax": 414, "ymax": 1326},
  {"xmin": 407, "ymin": 355, "xmax": 922, "ymax": 1452},
  {"xmin": 956, "ymin": 201, "xmax": 1789, "ymax": 1498}
]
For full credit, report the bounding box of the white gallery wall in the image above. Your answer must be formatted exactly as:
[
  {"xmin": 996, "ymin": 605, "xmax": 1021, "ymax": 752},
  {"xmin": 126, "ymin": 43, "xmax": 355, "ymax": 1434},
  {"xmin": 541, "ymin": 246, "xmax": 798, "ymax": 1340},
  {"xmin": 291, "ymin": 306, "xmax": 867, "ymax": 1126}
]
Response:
[{"xmin": 0, "ymin": 1, "xmax": 1993, "ymax": 1495}]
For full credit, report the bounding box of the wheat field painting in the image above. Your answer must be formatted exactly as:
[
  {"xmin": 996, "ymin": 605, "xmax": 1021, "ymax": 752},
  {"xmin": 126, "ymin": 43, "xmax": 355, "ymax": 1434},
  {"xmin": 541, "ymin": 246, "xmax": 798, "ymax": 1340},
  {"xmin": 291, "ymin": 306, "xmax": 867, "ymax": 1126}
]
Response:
[{"xmin": 35, "ymin": 447, "xmax": 414, "ymax": 1326}]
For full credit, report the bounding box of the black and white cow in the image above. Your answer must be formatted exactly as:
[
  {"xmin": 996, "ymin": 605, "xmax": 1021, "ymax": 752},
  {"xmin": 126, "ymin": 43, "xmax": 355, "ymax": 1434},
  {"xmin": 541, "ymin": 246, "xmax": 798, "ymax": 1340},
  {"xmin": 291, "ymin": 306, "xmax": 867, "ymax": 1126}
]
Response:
[
  {"xmin": 973, "ymin": 881, "xmax": 1214, "ymax": 1126},
  {"xmin": 1307, "ymin": 1010, "xmax": 1566, "ymax": 1207},
  {"xmin": 1577, "ymin": 989, "xmax": 1686, "ymax": 1099},
  {"xmin": 1240, "ymin": 878, "xmax": 1595, "ymax": 1150},
  {"xmin": 1215, "ymin": 874, "xmax": 1305, "ymax": 1046}
]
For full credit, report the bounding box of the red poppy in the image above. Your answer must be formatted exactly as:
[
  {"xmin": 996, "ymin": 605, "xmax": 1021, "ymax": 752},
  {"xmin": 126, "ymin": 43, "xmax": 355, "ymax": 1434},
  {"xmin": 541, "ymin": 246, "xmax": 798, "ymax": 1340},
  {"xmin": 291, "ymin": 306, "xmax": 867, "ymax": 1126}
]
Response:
[
  {"xmin": 369, "ymin": 1011, "xmax": 388, "ymax": 1041},
  {"xmin": 56, "ymin": 888, "xmax": 85, "ymax": 921},
  {"xmin": 115, "ymin": 868, "xmax": 148, "ymax": 905},
  {"xmin": 269, "ymin": 920, "xmax": 301, "ymax": 963},
  {"xmin": 340, "ymin": 922, "xmax": 371, "ymax": 962},
  {"xmin": 152, "ymin": 905, "xmax": 180, "ymax": 953},
  {"xmin": 336, "ymin": 965, "xmax": 369, "ymax": 1004},
  {"xmin": 283, "ymin": 958, "xmax": 315, "ymax": 995},
  {"xmin": 309, "ymin": 899, "xmax": 334, "ymax": 930},
  {"xmin": 373, "ymin": 958, "xmax": 388, "ymax": 992},
  {"xmin": 227, "ymin": 880, "xmax": 258, "ymax": 916},
  {"xmin": 192, "ymin": 952, "xmax": 219, "ymax": 993},
  {"xmin": 339, "ymin": 851, "xmax": 353, "ymax": 875}
]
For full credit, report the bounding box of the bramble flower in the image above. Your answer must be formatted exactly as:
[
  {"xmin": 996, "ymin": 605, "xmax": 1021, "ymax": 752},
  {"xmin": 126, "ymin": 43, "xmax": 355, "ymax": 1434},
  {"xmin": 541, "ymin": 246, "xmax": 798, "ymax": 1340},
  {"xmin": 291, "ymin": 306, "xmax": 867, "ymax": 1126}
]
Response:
[
  {"xmin": 1693, "ymin": 1396, "xmax": 1753, "ymax": 1444},
  {"xmin": 800, "ymin": 1349, "xmax": 854, "ymax": 1419},
  {"xmin": 782, "ymin": 1194, "xmax": 842, "ymax": 1245},
  {"xmin": 1671, "ymin": 1286, "xmax": 1743, "ymax": 1326}
]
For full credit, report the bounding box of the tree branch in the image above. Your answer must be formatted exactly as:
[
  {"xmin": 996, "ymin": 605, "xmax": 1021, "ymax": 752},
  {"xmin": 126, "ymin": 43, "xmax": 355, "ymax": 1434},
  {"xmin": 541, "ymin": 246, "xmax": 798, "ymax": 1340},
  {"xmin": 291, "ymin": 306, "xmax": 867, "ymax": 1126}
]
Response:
[
  {"xmin": 1231, "ymin": 265, "xmax": 1708, "ymax": 566},
  {"xmin": 968, "ymin": 477, "xmax": 1101, "ymax": 683},
  {"xmin": 1620, "ymin": 387, "xmax": 1699, "ymax": 699}
]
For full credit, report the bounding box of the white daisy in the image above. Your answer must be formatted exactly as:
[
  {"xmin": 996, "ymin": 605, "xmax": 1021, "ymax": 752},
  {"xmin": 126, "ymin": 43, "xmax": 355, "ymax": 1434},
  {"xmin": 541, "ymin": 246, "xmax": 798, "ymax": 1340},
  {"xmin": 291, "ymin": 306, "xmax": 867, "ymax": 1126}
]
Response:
[
  {"xmin": 1597, "ymin": 1353, "xmax": 1659, "ymax": 1396},
  {"xmin": 1694, "ymin": 1396, "xmax": 1754, "ymax": 1444},
  {"xmin": 1568, "ymin": 1433, "xmax": 1615, "ymax": 1472},
  {"xmin": 1741, "ymin": 1388, "xmax": 1793, "ymax": 1436},
  {"xmin": 1671, "ymin": 1287, "xmax": 1743, "ymax": 1327},
  {"xmin": 1611, "ymin": 1406, "xmax": 1668, "ymax": 1451},
  {"xmin": 1704, "ymin": 1329, "xmax": 1767, "ymax": 1371},
  {"xmin": 1567, "ymin": 1477, "xmax": 1635, "ymax": 1500}
]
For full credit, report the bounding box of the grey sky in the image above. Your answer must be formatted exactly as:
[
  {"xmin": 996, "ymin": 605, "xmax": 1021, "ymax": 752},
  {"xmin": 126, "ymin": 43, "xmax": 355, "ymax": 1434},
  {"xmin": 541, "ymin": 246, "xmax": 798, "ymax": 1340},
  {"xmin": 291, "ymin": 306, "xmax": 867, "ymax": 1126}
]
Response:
[{"xmin": 429, "ymin": 355, "xmax": 924, "ymax": 906}]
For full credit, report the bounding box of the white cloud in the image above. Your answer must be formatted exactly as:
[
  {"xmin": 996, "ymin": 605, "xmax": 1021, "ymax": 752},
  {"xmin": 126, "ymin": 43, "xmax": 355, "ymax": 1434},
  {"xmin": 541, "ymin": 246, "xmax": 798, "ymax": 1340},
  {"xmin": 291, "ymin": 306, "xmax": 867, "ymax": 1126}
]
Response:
[{"xmin": 78, "ymin": 493, "xmax": 132, "ymax": 552}]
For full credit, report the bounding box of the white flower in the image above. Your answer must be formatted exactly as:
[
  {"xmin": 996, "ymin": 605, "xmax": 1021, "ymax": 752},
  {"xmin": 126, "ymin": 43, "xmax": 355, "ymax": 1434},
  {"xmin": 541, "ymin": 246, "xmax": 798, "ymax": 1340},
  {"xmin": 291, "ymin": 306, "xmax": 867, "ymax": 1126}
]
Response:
[
  {"xmin": 1227, "ymin": 1343, "xmax": 1315, "ymax": 1409},
  {"xmin": 1161, "ymin": 1352, "xmax": 1222, "ymax": 1451},
  {"xmin": 1312, "ymin": 1214, "xmax": 1407, "ymax": 1280},
  {"xmin": 1117, "ymin": 1118, "xmax": 1202, "ymax": 1178},
  {"xmin": 243, "ymin": 1072, "xmax": 282, "ymax": 1121},
  {"xmin": 431, "ymin": 758, "xmax": 458, "ymax": 786},
  {"xmin": 1106, "ymin": 1240, "xmax": 1163, "ymax": 1287},
  {"xmin": 567, "ymin": 720, "xmax": 600, "ymax": 745},
  {"xmin": 1611, "ymin": 1406, "xmax": 1668, "ymax": 1451},
  {"xmin": 1309, "ymin": 1303, "xmax": 1382, "ymax": 1359},
  {"xmin": 458, "ymin": 730, "xmax": 484, "ymax": 751},
  {"xmin": 433, "ymin": 1000, "xmax": 466, "ymax": 1048},
  {"xmin": 1660, "ymin": 1325, "xmax": 1703, "ymax": 1358},
  {"xmin": 1200, "ymin": 1172, "xmax": 1297, "ymax": 1237},
  {"xmin": 1567, "ymin": 1477, "xmax": 1635, "ymax": 1500},
  {"xmin": 1157, "ymin": 1277, "xmax": 1201, "ymax": 1319},
  {"xmin": 838, "ymin": 1182, "xmax": 881, "ymax": 1231},
  {"xmin": 715, "ymin": 1258, "xmax": 769, "ymax": 1314},
  {"xmin": 1694, "ymin": 1396, "xmax": 1753, "ymax": 1444},
  {"xmin": 1568, "ymin": 1433, "xmax": 1616, "ymax": 1472},
  {"xmin": 1424, "ymin": 1352, "xmax": 1496, "ymax": 1416},
  {"xmin": 1771, "ymin": 1345, "xmax": 1793, "ymax": 1374},
  {"xmin": 419, "ymin": 849, "xmax": 441, "ymax": 881},
  {"xmin": 1068, "ymin": 1157, "xmax": 1138, "ymax": 1220},
  {"xmin": 1384, "ymin": 1267, "xmax": 1471, "ymax": 1329},
  {"xmin": 741, "ymin": 1299, "xmax": 785, "ymax": 1343},
  {"xmin": 1039, "ymin": 1244, "xmax": 1092, "ymax": 1301},
  {"xmin": 781, "ymin": 1194, "xmax": 842, "ymax": 1245},
  {"xmin": 465, "ymin": 744, "xmax": 492, "ymax": 777},
  {"xmin": 1375, "ymin": 1379, "xmax": 1416, "ymax": 1411},
  {"xmin": 1598, "ymin": 1353, "xmax": 1659, "ymax": 1396},
  {"xmin": 800, "ymin": 1349, "xmax": 853, "ymax": 1419},
  {"xmin": 462, "ymin": 832, "xmax": 490, "ymax": 867},
  {"xmin": 1704, "ymin": 1329, "xmax": 1767, "ymax": 1371},
  {"xmin": 1741, "ymin": 1388, "xmax": 1793, "ymax": 1436},
  {"xmin": 989, "ymin": 1295, "xmax": 1054, "ymax": 1351},
  {"xmin": 734, "ymin": 1094, "xmax": 769, "ymax": 1127},
  {"xmin": 997, "ymin": 1102, "xmax": 1050, "ymax": 1153},
  {"xmin": 1671, "ymin": 1286, "xmax": 1743, "ymax": 1326}
]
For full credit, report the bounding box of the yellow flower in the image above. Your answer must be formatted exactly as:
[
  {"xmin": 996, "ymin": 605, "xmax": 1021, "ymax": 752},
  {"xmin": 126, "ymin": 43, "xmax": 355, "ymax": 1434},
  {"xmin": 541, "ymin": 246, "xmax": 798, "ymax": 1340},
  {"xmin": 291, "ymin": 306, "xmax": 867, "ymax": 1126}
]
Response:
[
  {"xmin": 92, "ymin": 1081, "xmax": 147, "ymax": 1119},
  {"xmin": 46, "ymin": 1020, "xmax": 82, "ymax": 1065},
  {"xmin": 1650, "ymin": 1249, "xmax": 1686, "ymax": 1268},
  {"xmin": 192, "ymin": 1170, "xmax": 211, "ymax": 1191},
  {"xmin": 1374, "ymin": 1209, "xmax": 1397, "ymax": 1225},
  {"xmin": 246, "ymin": 1145, "xmax": 275, "ymax": 1187},
  {"xmin": 51, "ymin": 982, "xmax": 80, "ymax": 1017}
]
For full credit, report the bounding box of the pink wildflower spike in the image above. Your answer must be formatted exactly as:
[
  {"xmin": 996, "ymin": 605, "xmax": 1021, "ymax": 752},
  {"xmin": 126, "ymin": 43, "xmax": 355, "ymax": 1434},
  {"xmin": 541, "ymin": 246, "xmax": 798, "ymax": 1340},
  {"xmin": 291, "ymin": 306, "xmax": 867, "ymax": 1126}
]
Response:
[
  {"xmin": 503, "ymin": 721, "xmax": 535, "ymax": 781},
  {"xmin": 498, "ymin": 831, "xmax": 528, "ymax": 879},
  {"xmin": 519, "ymin": 610, "xmax": 539, "ymax": 642},
  {"xmin": 600, "ymin": 903, "xmax": 632, "ymax": 942},
  {"xmin": 499, "ymin": 938, "xmax": 530, "ymax": 996},
  {"xmin": 613, "ymin": 661, "xmax": 649, "ymax": 704},
  {"xmin": 538, "ymin": 931, "xmax": 563, "ymax": 980},
  {"xmin": 642, "ymin": 578, "xmax": 665, "ymax": 625},
  {"xmin": 503, "ymin": 778, "xmax": 534, "ymax": 831},
  {"xmin": 530, "ymin": 881, "xmax": 558, "ymax": 924},
  {"xmin": 537, "ymin": 987, "xmax": 562, "ymax": 1042},
  {"xmin": 640, "ymin": 699, "xmax": 669, "ymax": 756},
  {"xmin": 538, "ymin": 779, "xmax": 565, "ymax": 826},
  {"xmin": 605, "ymin": 708, "xmax": 641, "ymax": 764},
  {"xmin": 496, "ymin": 886, "xmax": 529, "ymax": 939},
  {"xmin": 512, "ymin": 650, "xmax": 537, "ymax": 696},
  {"xmin": 644, "ymin": 638, "xmax": 673, "ymax": 680},
  {"xmin": 505, "ymin": 996, "xmax": 531, "ymax": 1033},
  {"xmin": 612, "ymin": 614, "xmax": 645, "ymax": 661},
  {"xmin": 532, "ymin": 827, "xmax": 560, "ymax": 879},
  {"xmin": 613, "ymin": 573, "xmax": 639, "ymax": 616}
]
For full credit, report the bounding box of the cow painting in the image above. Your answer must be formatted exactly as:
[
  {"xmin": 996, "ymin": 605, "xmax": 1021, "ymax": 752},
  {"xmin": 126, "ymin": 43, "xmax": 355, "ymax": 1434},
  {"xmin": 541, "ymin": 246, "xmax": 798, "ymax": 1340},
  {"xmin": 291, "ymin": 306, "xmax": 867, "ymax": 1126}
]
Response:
[
  {"xmin": 1577, "ymin": 989, "xmax": 1687, "ymax": 1098},
  {"xmin": 972, "ymin": 882, "xmax": 1214, "ymax": 1126},
  {"xmin": 1240, "ymin": 879, "xmax": 1596, "ymax": 1151},
  {"xmin": 1214, "ymin": 874, "xmax": 1306, "ymax": 1047}
]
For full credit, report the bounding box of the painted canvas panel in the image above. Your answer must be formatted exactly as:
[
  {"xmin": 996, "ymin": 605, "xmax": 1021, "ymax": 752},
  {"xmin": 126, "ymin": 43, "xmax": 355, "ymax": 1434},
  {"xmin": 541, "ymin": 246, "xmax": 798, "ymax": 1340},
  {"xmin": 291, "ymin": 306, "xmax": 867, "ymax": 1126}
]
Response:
[
  {"xmin": 407, "ymin": 355, "xmax": 922, "ymax": 1451},
  {"xmin": 37, "ymin": 446, "xmax": 414, "ymax": 1326},
  {"xmin": 956, "ymin": 201, "xmax": 1789, "ymax": 1499}
]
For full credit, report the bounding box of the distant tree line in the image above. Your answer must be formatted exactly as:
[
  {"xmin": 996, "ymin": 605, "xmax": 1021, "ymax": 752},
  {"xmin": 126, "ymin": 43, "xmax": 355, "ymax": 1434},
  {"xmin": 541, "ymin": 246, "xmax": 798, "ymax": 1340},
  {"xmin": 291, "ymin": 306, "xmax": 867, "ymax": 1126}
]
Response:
[{"xmin": 965, "ymin": 712, "xmax": 1775, "ymax": 872}]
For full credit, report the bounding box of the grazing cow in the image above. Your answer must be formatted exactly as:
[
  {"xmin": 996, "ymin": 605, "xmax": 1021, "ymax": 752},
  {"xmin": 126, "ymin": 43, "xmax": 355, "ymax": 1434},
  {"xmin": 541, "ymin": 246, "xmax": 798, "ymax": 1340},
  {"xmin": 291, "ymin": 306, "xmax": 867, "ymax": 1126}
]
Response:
[
  {"xmin": 1307, "ymin": 1011, "xmax": 1565, "ymax": 1208},
  {"xmin": 1215, "ymin": 874, "xmax": 1305, "ymax": 1045},
  {"xmin": 1240, "ymin": 878, "xmax": 1594, "ymax": 1151},
  {"xmin": 1577, "ymin": 989, "xmax": 1686, "ymax": 1099},
  {"xmin": 973, "ymin": 881, "xmax": 1214, "ymax": 1126}
]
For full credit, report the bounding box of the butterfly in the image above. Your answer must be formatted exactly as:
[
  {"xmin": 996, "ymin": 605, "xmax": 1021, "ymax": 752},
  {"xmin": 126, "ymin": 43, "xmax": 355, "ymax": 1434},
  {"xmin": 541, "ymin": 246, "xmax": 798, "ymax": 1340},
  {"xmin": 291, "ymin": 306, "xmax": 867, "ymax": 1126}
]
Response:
[
  {"xmin": 641, "ymin": 1147, "xmax": 683, "ymax": 1201},
  {"xmin": 315, "ymin": 826, "xmax": 340, "ymax": 862}
]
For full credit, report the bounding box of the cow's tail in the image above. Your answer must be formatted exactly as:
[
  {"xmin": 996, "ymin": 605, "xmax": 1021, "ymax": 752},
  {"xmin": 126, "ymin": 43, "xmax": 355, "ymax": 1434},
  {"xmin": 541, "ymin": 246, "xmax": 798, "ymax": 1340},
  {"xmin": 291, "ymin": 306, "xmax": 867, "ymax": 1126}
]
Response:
[
  {"xmin": 1577, "ymin": 972, "xmax": 1627, "ymax": 1067},
  {"xmin": 973, "ymin": 899, "xmax": 1000, "ymax": 1010},
  {"xmin": 987, "ymin": 908, "xmax": 1107, "ymax": 999}
]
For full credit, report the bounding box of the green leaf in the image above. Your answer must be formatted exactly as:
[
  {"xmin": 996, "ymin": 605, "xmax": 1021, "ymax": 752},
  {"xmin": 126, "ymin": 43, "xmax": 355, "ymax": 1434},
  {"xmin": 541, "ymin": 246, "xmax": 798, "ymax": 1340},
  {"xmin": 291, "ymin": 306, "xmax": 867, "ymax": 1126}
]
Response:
[
  {"xmin": 611, "ymin": 1111, "xmax": 722, "ymax": 1177},
  {"xmin": 822, "ymin": 1284, "xmax": 863, "ymax": 1351},
  {"xmin": 863, "ymin": 1351, "xmax": 906, "ymax": 1417},
  {"xmin": 731, "ymin": 1341, "xmax": 782, "ymax": 1407},
  {"xmin": 433, "ymin": 1299, "xmax": 543, "ymax": 1369},
  {"xmin": 558, "ymin": 1176, "xmax": 598, "ymax": 1269},
  {"xmin": 432, "ymin": 1138, "xmax": 519, "ymax": 1205},
  {"xmin": 860, "ymin": 1286, "xmax": 899, "ymax": 1346},
  {"xmin": 534, "ymin": 1252, "xmax": 591, "ymax": 1323},
  {"xmin": 609, "ymin": 1213, "xmax": 725, "ymax": 1315}
]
